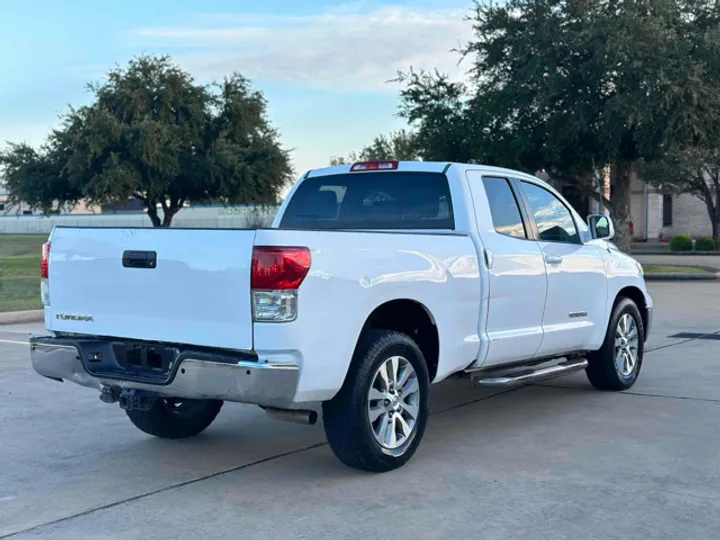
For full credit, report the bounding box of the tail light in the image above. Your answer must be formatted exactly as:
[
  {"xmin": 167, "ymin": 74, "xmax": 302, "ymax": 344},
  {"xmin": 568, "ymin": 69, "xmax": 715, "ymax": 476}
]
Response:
[
  {"xmin": 251, "ymin": 246, "xmax": 311, "ymax": 322},
  {"xmin": 41, "ymin": 241, "xmax": 51, "ymax": 306}
]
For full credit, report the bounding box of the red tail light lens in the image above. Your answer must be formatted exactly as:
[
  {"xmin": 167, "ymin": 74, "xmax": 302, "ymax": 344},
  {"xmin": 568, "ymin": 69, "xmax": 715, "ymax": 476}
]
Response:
[
  {"xmin": 251, "ymin": 247, "xmax": 311, "ymax": 290},
  {"xmin": 41, "ymin": 242, "xmax": 51, "ymax": 279}
]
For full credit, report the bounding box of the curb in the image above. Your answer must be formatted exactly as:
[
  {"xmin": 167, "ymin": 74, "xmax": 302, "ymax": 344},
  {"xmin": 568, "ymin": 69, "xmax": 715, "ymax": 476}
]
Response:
[
  {"xmin": 0, "ymin": 310, "xmax": 44, "ymax": 325},
  {"xmin": 644, "ymin": 272, "xmax": 720, "ymax": 281}
]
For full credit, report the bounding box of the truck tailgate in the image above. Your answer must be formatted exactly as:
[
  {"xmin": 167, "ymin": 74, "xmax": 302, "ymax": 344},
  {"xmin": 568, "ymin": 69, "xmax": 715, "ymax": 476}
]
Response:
[{"xmin": 46, "ymin": 227, "xmax": 256, "ymax": 350}]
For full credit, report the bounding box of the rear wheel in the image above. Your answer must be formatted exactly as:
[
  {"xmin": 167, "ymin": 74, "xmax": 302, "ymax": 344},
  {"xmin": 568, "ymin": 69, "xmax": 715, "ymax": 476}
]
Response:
[
  {"xmin": 322, "ymin": 330, "xmax": 430, "ymax": 473},
  {"xmin": 586, "ymin": 298, "xmax": 644, "ymax": 391},
  {"xmin": 126, "ymin": 398, "xmax": 223, "ymax": 439}
]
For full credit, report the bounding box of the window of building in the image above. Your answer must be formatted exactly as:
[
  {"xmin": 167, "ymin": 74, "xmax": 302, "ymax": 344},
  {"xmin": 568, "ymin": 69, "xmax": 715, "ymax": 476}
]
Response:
[
  {"xmin": 482, "ymin": 177, "xmax": 527, "ymax": 239},
  {"xmin": 22, "ymin": 210, "xmax": 33, "ymax": 215},
  {"xmin": 662, "ymin": 194, "xmax": 673, "ymax": 226},
  {"xmin": 521, "ymin": 181, "xmax": 581, "ymax": 244},
  {"xmin": 0, "ymin": 203, "xmax": 5, "ymax": 211}
]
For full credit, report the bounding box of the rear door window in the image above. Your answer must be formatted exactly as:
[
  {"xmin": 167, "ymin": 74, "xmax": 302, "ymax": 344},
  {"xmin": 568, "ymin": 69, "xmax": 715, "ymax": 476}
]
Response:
[
  {"xmin": 279, "ymin": 172, "xmax": 454, "ymax": 230},
  {"xmin": 482, "ymin": 177, "xmax": 527, "ymax": 239}
]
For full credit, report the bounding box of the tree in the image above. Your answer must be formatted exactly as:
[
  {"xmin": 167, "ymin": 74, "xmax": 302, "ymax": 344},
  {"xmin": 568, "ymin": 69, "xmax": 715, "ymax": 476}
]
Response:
[
  {"xmin": 0, "ymin": 55, "xmax": 293, "ymax": 227},
  {"xmin": 330, "ymin": 129, "xmax": 421, "ymax": 165},
  {"xmin": 640, "ymin": 148, "xmax": 720, "ymax": 245},
  {"xmin": 394, "ymin": 0, "xmax": 720, "ymax": 250},
  {"xmin": 0, "ymin": 113, "xmax": 86, "ymax": 215}
]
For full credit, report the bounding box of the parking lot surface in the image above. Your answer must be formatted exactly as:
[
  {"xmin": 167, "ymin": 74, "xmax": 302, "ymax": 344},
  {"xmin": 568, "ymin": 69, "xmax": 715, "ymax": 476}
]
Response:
[{"xmin": 1, "ymin": 282, "xmax": 719, "ymax": 539}]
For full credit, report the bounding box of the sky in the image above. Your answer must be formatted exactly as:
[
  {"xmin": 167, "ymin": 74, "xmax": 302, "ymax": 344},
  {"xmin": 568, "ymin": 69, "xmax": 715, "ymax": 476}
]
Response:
[{"xmin": 0, "ymin": 0, "xmax": 474, "ymax": 178}]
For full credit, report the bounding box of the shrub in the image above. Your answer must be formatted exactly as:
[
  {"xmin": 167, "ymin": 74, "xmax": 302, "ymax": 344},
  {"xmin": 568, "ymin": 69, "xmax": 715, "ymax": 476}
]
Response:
[
  {"xmin": 243, "ymin": 207, "xmax": 274, "ymax": 228},
  {"xmin": 695, "ymin": 236, "xmax": 716, "ymax": 251},
  {"xmin": 669, "ymin": 234, "xmax": 693, "ymax": 252}
]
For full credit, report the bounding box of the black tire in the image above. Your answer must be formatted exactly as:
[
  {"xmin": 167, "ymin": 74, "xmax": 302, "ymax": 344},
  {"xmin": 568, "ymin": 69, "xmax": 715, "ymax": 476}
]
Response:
[
  {"xmin": 126, "ymin": 398, "xmax": 223, "ymax": 439},
  {"xmin": 586, "ymin": 297, "xmax": 645, "ymax": 391},
  {"xmin": 322, "ymin": 330, "xmax": 430, "ymax": 473}
]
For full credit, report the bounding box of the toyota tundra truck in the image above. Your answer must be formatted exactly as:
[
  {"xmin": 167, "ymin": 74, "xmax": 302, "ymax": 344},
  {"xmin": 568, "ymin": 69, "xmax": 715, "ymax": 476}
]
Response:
[{"xmin": 30, "ymin": 160, "xmax": 652, "ymax": 472}]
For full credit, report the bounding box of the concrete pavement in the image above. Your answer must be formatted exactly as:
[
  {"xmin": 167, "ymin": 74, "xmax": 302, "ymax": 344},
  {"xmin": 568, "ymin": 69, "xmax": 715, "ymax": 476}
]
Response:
[{"xmin": 1, "ymin": 281, "xmax": 719, "ymax": 539}]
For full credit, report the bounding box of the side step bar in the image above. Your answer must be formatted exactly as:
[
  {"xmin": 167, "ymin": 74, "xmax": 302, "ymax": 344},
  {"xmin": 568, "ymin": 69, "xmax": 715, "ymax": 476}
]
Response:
[{"xmin": 471, "ymin": 359, "xmax": 588, "ymax": 388}]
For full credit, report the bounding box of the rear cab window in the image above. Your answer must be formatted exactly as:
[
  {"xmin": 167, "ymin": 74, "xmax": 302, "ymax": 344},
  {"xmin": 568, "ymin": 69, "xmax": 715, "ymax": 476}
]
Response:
[{"xmin": 279, "ymin": 172, "xmax": 455, "ymax": 230}]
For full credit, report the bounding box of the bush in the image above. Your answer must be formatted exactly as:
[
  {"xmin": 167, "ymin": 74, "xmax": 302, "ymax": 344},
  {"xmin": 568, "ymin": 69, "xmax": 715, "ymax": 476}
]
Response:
[
  {"xmin": 695, "ymin": 236, "xmax": 716, "ymax": 251},
  {"xmin": 669, "ymin": 234, "xmax": 693, "ymax": 252}
]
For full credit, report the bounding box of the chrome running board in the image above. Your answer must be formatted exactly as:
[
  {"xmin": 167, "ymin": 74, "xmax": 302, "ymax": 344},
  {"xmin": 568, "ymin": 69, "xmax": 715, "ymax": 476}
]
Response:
[{"xmin": 471, "ymin": 359, "xmax": 588, "ymax": 388}]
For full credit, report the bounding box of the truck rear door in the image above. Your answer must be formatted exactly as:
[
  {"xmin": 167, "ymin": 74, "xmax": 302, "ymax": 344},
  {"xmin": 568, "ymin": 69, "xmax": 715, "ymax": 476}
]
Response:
[{"xmin": 466, "ymin": 173, "xmax": 548, "ymax": 366}]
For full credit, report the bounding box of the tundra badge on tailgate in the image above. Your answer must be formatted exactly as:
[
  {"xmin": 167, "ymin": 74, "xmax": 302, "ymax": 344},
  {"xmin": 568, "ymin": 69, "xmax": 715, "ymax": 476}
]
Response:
[{"xmin": 56, "ymin": 313, "xmax": 95, "ymax": 322}]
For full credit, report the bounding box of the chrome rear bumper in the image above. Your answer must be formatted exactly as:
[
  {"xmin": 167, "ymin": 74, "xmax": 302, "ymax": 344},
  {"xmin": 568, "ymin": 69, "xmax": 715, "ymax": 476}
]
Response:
[{"xmin": 30, "ymin": 337, "xmax": 299, "ymax": 408}]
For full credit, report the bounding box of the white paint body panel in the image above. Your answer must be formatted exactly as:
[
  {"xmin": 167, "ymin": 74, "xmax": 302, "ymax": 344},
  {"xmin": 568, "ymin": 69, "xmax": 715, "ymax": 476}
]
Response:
[
  {"xmin": 46, "ymin": 228, "xmax": 256, "ymax": 350},
  {"xmin": 253, "ymin": 228, "xmax": 481, "ymax": 402},
  {"xmin": 533, "ymin": 240, "xmax": 609, "ymax": 357},
  {"xmin": 45, "ymin": 161, "xmax": 652, "ymax": 405}
]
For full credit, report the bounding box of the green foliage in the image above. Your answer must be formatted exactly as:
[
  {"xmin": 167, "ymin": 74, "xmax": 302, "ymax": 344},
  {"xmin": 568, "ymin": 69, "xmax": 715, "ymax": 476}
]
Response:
[
  {"xmin": 695, "ymin": 236, "xmax": 716, "ymax": 251},
  {"xmin": 330, "ymin": 130, "xmax": 420, "ymax": 165},
  {"xmin": 0, "ymin": 55, "xmax": 293, "ymax": 227},
  {"xmin": 0, "ymin": 235, "xmax": 46, "ymax": 312},
  {"xmin": 387, "ymin": 0, "xmax": 720, "ymax": 251},
  {"xmin": 670, "ymin": 235, "xmax": 693, "ymax": 252},
  {"xmin": 396, "ymin": 70, "xmax": 471, "ymax": 162}
]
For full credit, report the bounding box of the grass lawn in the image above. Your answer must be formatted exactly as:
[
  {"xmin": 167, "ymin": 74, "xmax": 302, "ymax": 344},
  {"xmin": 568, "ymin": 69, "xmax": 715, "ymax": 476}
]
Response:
[
  {"xmin": 0, "ymin": 234, "xmax": 47, "ymax": 312},
  {"xmin": 642, "ymin": 264, "xmax": 714, "ymax": 274}
]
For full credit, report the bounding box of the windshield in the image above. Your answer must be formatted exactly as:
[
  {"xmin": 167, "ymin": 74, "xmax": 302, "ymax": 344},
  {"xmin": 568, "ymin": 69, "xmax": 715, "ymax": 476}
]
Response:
[{"xmin": 279, "ymin": 171, "xmax": 454, "ymax": 230}]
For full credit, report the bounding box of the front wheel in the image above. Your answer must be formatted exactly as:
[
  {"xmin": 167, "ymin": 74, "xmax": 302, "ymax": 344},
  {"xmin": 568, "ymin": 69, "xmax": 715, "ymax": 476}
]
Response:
[
  {"xmin": 126, "ymin": 398, "xmax": 223, "ymax": 439},
  {"xmin": 322, "ymin": 330, "xmax": 430, "ymax": 473},
  {"xmin": 586, "ymin": 298, "xmax": 645, "ymax": 391}
]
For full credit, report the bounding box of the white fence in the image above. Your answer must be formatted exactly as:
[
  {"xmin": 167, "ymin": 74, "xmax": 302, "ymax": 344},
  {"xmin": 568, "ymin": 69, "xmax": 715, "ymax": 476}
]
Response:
[{"xmin": 0, "ymin": 205, "xmax": 280, "ymax": 234}]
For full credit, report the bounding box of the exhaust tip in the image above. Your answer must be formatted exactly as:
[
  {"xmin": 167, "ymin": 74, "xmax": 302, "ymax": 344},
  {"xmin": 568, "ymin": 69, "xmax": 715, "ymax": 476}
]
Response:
[{"xmin": 265, "ymin": 407, "xmax": 318, "ymax": 425}]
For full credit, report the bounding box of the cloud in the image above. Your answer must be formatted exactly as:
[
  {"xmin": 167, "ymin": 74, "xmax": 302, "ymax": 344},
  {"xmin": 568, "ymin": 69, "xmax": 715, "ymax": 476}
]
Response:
[{"xmin": 131, "ymin": 4, "xmax": 474, "ymax": 92}]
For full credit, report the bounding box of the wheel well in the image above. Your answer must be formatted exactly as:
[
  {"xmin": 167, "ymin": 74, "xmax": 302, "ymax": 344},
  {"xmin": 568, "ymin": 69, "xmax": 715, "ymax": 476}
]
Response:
[
  {"xmin": 616, "ymin": 286, "xmax": 648, "ymax": 330},
  {"xmin": 362, "ymin": 300, "xmax": 439, "ymax": 381}
]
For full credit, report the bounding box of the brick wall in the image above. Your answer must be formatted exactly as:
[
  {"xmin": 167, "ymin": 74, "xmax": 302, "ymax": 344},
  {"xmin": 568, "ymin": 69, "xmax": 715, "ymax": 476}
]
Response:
[
  {"xmin": 646, "ymin": 193, "xmax": 664, "ymax": 239},
  {"xmin": 662, "ymin": 193, "xmax": 712, "ymax": 238}
]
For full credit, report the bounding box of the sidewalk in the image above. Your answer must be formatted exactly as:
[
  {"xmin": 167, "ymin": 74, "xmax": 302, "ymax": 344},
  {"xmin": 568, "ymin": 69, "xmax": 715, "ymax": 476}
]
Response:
[{"xmin": 0, "ymin": 310, "xmax": 43, "ymax": 325}]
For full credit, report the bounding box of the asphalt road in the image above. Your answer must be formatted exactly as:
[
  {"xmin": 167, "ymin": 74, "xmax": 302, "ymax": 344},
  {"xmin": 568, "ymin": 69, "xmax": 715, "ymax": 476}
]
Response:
[{"xmin": 1, "ymin": 282, "xmax": 719, "ymax": 539}]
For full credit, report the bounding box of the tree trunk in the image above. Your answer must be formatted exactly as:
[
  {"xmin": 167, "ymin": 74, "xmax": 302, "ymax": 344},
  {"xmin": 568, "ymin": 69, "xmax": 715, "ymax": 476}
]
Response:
[
  {"xmin": 161, "ymin": 211, "xmax": 174, "ymax": 228},
  {"xmin": 146, "ymin": 200, "xmax": 162, "ymax": 227},
  {"xmin": 158, "ymin": 198, "xmax": 184, "ymax": 228},
  {"xmin": 609, "ymin": 160, "xmax": 634, "ymax": 252}
]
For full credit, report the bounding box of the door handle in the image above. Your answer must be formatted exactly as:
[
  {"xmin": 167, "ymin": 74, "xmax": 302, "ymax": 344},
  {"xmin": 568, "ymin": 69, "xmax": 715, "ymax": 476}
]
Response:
[
  {"xmin": 483, "ymin": 249, "xmax": 494, "ymax": 269},
  {"xmin": 122, "ymin": 250, "xmax": 157, "ymax": 269},
  {"xmin": 544, "ymin": 254, "xmax": 563, "ymax": 265}
]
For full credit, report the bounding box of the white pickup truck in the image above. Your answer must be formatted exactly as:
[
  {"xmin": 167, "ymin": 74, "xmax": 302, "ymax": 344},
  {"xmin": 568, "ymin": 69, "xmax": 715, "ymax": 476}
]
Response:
[{"xmin": 31, "ymin": 160, "xmax": 652, "ymax": 472}]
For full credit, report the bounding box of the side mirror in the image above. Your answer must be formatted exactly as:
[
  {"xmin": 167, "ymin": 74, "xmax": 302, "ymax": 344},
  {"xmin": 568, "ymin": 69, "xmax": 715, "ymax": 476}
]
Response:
[{"xmin": 588, "ymin": 214, "xmax": 614, "ymax": 240}]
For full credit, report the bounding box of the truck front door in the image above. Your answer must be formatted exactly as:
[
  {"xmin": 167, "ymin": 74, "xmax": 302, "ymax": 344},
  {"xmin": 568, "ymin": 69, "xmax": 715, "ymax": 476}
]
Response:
[{"xmin": 517, "ymin": 180, "xmax": 608, "ymax": 357}]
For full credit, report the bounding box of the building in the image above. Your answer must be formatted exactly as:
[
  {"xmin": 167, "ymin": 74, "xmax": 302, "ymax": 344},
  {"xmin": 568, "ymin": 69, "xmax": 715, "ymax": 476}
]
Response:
[
  {"xmin": 0, "ymin": 183, "xmax": 33, "ymax": 215},
  {"xmin": 0, "ymin": 183, "xmax": 97, "ymax": 216},
  {"xmin": 630, "ymin": 176, "xmax": 713, "ymax": 241},
  {"xmin": 547, "ymin": 171, "xmax": 713, "ymax": 241}
]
